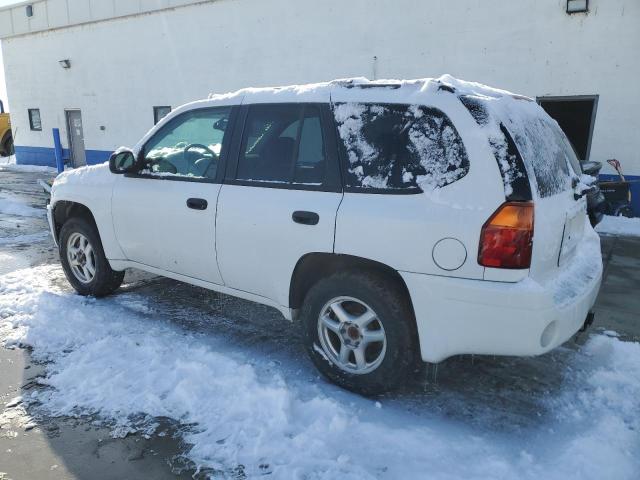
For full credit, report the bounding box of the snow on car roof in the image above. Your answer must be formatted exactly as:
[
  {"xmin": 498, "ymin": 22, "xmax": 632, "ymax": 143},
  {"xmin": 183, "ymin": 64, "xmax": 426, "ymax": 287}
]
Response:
[{"xmin": 206, "ymin": 74, "xmax": 534, "ymax": 106}]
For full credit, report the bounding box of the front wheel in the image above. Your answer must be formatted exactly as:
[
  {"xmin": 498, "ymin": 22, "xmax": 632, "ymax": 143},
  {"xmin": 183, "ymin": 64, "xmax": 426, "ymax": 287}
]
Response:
[
  {"xmin": 59, "ymin": 217, "xmax": 124, "ymax": 297},
  {"xmin": 300, "ymin": 270, "xmax": 419, "ymax": 395}
]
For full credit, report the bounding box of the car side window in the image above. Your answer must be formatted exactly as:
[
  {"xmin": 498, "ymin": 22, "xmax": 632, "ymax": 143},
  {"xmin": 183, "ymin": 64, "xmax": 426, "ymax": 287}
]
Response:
[
  {"xmin": 294, "ymin": 107, "xmax": 326, "ymax": 185},
  {"xmin": 236, "ymin": 104, "xmax": 327, "ymax": 185},
  {"xmin": 142, "ymin": 107, "xmax": 231, "ymax": 179},
  {"xmin": 333, "ymin": 103, "xmax": 469, "ymax": 191}
]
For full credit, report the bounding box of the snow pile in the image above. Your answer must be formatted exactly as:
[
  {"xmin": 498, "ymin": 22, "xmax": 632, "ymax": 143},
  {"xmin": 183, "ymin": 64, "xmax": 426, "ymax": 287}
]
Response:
[
  {"xmin": 596, "ymin": 215, "xmax": 640, "ymax": 237},
  {"xmin": 0, "ymin": 195, "xmax": 45, "ymax": 218},
  {"xmin": 0, "ymin": 154, "xmax": 16, "ymax": 165},
  {"xmin": 544, "ymin": 335, "xmax": 640, "ymax": 479},
  {"xmin": 1, "ymin": 266, "xmax": 639, "ymax": 479}
]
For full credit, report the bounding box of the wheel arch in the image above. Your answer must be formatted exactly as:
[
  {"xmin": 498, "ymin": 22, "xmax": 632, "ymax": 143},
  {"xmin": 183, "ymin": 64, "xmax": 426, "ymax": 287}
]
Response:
[
  {"xmin": 289, "ymin": 253, "xmax": 415, "ymax": 316},
  {"xmin": 52, "ymin": 200, "xmax": 99, "ymax": 242}
]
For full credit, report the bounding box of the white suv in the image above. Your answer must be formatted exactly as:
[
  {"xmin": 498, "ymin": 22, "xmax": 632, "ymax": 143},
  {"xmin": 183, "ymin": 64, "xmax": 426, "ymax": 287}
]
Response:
[{"xmin": 47, "ymin": 76, "xmax": 603, "ymax": 394}]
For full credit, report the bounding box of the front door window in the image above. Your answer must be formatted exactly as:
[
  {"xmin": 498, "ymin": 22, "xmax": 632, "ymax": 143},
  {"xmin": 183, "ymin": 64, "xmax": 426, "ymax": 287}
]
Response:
[{"xmin": 142, "ymin": 107, "xmax": 232, "ymax": 179}]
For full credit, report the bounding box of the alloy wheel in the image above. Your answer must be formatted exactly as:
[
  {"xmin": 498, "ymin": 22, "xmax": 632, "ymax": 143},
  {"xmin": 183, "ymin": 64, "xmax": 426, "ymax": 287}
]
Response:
[
  {"xmin": 317, "ymin": 296, "xmax": 387, "ymax": 375},
  {"xmin": 66, "ymin": 232, "xmax": 96, "ymax": 284}
]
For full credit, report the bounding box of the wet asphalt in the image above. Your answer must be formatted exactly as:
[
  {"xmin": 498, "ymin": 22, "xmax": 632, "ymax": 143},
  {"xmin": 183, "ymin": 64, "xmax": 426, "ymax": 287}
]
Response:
[{"xmin": 0, "ymin": 167, "xmax": 638, "ymax": 479}]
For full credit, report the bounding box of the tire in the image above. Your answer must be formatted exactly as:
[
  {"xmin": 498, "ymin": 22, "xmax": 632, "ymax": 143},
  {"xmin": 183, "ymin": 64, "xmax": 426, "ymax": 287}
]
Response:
[
  {"xmin": 1, "ymin": 132, "xmax": 13, "ymax": 156},
  {"xmin": 300, "ymin": 270, "xmax": 419, "ymax": 395},
  {"xmin": 59, "ymin": 217, "xmax": 125, "ymax": 297}
]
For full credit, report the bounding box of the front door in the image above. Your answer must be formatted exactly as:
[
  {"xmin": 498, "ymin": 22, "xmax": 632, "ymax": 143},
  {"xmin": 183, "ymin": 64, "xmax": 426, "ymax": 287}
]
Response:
[
  {"xmin": 65, "ymin": 110, "xmax": 86, "ymax": 167},
  {"xmin": 216, "ymin": 102, "xmax": 343, "ymax": 306},
  {"xmin": 112, "ymin": 106, "xmax": 234, "ymax": 284}
]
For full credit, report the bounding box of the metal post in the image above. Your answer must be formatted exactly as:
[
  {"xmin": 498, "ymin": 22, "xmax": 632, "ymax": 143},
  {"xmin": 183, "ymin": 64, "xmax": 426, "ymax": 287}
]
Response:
[{"xmin": 52, "ymin": 128, "xmax": 64, "ymax": 173}]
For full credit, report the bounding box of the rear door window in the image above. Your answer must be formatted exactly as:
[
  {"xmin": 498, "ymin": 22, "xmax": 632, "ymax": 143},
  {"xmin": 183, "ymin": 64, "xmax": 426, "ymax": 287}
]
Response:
[
  {"xmin": 332, "ymin": 103, "xmax": 469, "ymax": 191},
  {"xmin": 236, "ymin": 104, "xmax": 327, "ymax": 186}
]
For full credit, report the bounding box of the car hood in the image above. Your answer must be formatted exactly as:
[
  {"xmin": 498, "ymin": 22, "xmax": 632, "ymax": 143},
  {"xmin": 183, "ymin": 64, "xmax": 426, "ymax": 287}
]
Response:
[{"xmin": 53, "ymin": 162, "xmax": 114, "ymax": 189}]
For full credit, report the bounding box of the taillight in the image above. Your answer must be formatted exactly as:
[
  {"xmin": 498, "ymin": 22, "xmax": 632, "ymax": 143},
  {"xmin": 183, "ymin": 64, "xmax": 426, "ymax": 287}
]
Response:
[{"xmin": 478, "ymin": 202, "xmax": 534, "ymax": 269}]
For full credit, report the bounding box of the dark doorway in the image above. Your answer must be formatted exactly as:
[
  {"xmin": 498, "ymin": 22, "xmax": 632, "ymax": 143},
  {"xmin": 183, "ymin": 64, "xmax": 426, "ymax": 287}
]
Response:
[{"xmin": 537, "ymin": 95, "xmax": 598, "ymax": 161}]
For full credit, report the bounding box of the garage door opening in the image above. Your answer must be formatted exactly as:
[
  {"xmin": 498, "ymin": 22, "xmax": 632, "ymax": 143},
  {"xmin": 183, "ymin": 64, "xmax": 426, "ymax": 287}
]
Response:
[{"xmin": 537, "ymin": 95, "xmax": 598, "ymax": 161}]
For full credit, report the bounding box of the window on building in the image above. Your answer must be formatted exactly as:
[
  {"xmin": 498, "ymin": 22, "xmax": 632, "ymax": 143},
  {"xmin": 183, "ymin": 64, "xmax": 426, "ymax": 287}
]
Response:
[
  {"xmin": 566, "ymin": 0, "xmax": 588, "ymax": 14},
  {"xmin": 236, "ymin": 104, "xmax": 327, "ymax": 185},
  {"xmin": 538, "ymin": 96, "xmax": 598, "ymax": 162},
  {"xmin": 153, "ymin": 106, "xmax": 172, "ymax": 125},
  {"xmin": 28, "ymin": 109, "xmax": 42, "ymax": 131}
]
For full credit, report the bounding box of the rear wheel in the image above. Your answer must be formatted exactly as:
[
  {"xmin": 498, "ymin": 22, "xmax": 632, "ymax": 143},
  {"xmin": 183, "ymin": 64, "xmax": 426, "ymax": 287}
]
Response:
[
  {"xmin": 300, "ymin": 270, "xmax": 418, "ymax": 395},
  {"xmin": 59, "ymin": 217, "xmax": 124, "ymax": 297}
]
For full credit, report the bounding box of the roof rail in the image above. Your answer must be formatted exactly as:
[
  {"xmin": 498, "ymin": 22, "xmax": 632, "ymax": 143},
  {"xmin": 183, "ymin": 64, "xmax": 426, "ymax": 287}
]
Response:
[
  {"xmin": 437, "ymin": 83, "xmax": 456, "ymax": 93},
  {"xmin": 332, "ymin": 79, "xmax": 401, "ymax": 90}
]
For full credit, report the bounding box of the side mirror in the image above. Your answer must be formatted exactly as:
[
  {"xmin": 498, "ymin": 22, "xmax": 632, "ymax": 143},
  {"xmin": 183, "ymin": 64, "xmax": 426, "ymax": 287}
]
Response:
[{"xmin": 109, "ymin": 149, "xmax": 137, "ymax": 174}]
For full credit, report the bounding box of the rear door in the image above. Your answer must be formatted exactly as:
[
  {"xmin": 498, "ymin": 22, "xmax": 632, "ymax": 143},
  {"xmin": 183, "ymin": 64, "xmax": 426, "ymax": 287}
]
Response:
[{"xmin": 215, "ymin": 102, "xmax": 343, "ymax": 306}]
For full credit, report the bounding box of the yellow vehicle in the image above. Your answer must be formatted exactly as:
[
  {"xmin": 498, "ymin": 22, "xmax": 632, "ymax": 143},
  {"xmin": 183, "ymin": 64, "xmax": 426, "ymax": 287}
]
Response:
[{"xmin": 0, "ymin": 100, "xmax": 14, "ymax": 157}]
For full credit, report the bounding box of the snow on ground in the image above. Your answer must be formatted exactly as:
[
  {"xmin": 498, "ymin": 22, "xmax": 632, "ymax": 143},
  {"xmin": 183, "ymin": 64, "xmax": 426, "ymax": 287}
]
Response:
[
  {"xmin": 0, "ymin": 231, "xmax": 49, "ymax": 246},
  {"xmin": 0, "ymin": 154, "xmax": 15, "ymax": 165},
  {"xmin": 0, "ymin": 265, "xmax": 638, "ymax": 479},
  {"xmin": 0, "ymin": 195, "xmax": 45, "ymax": 218},
  {"xmin": 0, "ymin": 155, "xmax": 56, "ymax": 173},
  {"xmin": 596, "ymin": 215, "xmax": 640, "ymax": 237}
]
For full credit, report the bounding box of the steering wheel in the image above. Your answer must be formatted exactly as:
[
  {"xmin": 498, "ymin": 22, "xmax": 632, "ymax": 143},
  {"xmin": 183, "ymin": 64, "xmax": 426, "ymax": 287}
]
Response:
[{"xmin": 184, "ymin": 143, "xmax": 217, "ymax": 176}]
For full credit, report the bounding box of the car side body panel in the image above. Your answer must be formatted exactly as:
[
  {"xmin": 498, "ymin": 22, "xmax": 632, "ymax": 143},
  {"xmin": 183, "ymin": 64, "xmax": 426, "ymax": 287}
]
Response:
[
  {"xmin": 50, "ymin": 163, "xmax": 126, "ymax": 261},
  {"xmin": 216, "ymin": 186, "xmax": 343, "ymax": 307},
  {"xmin": 333, "ymin": 92, "xmax": 508, "ymax": 281}
]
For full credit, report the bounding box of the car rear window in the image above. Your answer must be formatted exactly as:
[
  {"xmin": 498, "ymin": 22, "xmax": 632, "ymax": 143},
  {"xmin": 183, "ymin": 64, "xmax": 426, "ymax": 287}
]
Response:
[
  {"xmin": 507, "ymin": 111, "xmax": 577, "ymax": 198},
  {"xmin": 333, "ymin": 103, "xmax": 469, "ymax": 191}
]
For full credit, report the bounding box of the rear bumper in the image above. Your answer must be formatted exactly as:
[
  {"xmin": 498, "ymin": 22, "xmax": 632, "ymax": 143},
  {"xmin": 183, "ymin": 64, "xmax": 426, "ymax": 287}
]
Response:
[{"xmin": 402, "ymin": 228, "xmax": 603, "ymax": 363}]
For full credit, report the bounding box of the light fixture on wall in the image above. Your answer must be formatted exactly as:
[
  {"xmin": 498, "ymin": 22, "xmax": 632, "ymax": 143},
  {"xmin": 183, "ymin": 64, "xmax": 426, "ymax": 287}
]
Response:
[
  {"xmin": 567, "ymin": 0, "xmax": 588, "ymax": 14},
  {"xmin": 59, "ymin": 59, "xmax": 71, "ymax": 69},
  {"xmin": 25, "ymin": 5, "xmax": 33, "ymax": 17}
]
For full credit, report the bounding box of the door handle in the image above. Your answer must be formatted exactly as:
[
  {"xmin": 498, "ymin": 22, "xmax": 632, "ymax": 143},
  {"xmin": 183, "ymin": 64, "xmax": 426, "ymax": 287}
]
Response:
[
  {"xmin": 187, "ymin": 198, "xmax": 208, "ymax": 210},
  {"xmin": 292, "ymin": 211, "xmax": 319, "ymax": 225}
]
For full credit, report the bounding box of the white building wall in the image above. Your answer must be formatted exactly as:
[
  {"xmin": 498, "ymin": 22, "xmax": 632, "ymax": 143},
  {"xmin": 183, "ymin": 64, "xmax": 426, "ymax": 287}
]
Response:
[{"xmin": 1, "ymin": 0, "xmax": 638, "ymax": 176}]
